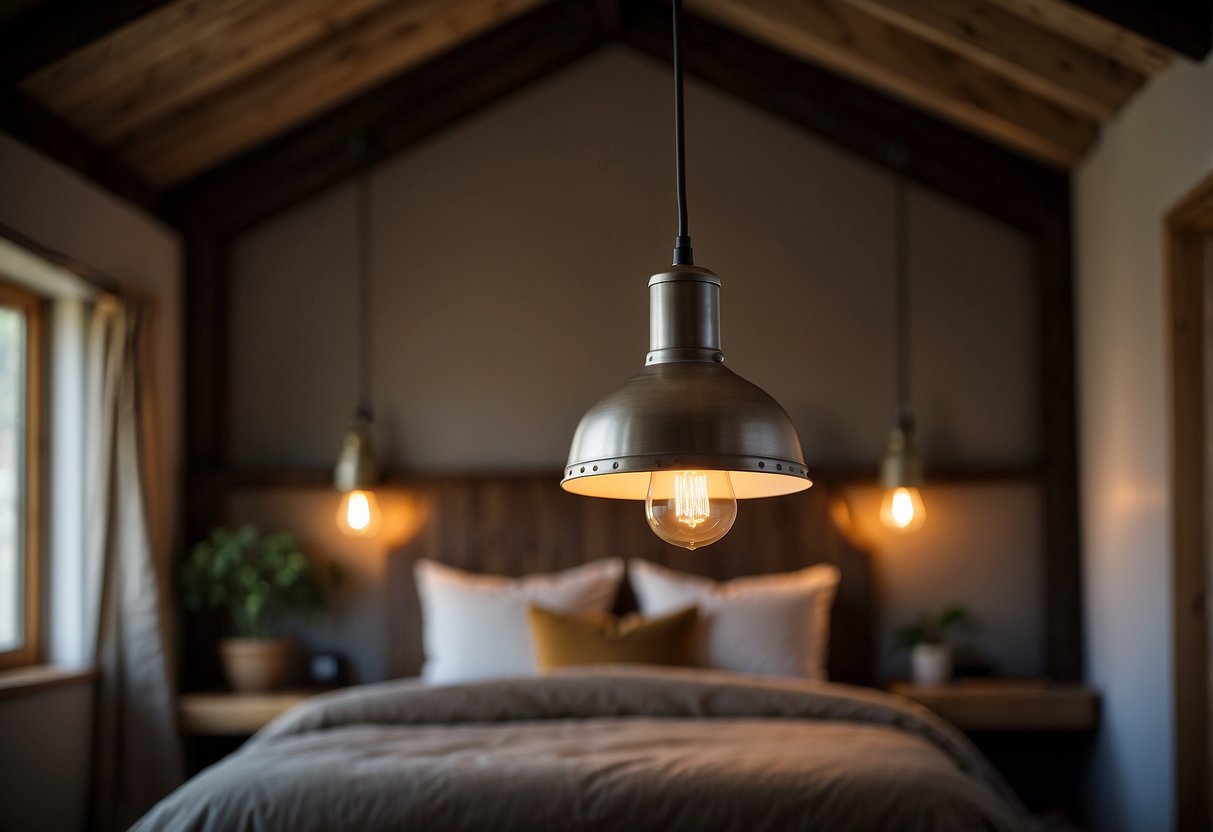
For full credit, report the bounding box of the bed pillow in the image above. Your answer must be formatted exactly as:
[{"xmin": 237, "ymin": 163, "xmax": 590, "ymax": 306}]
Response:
[
  {"xmin": 527, "ymin": 605, "xmax": 698, "ymax": 671},
  {"xmin": 628, "ymin": 559, "xmax": 841, "ymax": 679},
  {"xmin": 415, "ymin": 558, "xmax": 624, "ymax": 683}
]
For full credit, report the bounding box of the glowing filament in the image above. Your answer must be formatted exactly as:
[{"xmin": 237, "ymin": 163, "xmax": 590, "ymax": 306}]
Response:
[{"xmin": 674, "ymin": 471, "xmax": 711, "ymax": 528}]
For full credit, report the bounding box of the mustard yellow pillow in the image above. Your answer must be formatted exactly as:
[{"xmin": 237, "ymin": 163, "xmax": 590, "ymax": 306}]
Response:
[{"xmin": 527, "ymin": 605, "xmax": 698, "ymax": 671}]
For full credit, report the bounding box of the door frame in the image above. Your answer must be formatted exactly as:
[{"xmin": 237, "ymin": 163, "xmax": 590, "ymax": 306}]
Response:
[{"xmin": 1166, "ymin": 170, "xmax": 1213, "ymax": 832}]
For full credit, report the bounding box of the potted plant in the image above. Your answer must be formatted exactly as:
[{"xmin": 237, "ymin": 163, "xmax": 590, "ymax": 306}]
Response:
[
  {"xmin": 894, "ymin": 605, "xmax": 969, "ymax": 686},
  {"xmin": 180, "ymin": 526, "xmax": 340, "ymax": 692}
]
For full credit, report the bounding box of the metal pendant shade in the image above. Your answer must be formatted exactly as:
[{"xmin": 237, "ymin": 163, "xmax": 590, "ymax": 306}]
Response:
[
  {"xmin": 561, "ymin": 0, "xmax": 809, "ymax": 507},
  {"xmin": 562, "ymin": 266, "xmax": 810, "ymax": 500}
]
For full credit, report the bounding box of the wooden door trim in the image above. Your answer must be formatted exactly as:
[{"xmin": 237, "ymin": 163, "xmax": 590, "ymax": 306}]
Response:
[{"xmin": 1166, "ymin": 169, "xmax": 1213, "ymax": 832}]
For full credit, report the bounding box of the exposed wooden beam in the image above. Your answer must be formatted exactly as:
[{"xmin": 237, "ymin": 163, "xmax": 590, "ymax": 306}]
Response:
[
  {"xmin": 987, "ymin": 0, "xmax": 1172, "ymax": 74},
  {"xmin": 21, "ymin": 0, "xmax": 401, "ymax": 145},
  {"xmin": 686, "ymin": 0, "xmax": 1097, "ymax": 169},
  {"xmin": 0, "ymin": 0, "xmax": 176, "ymax": 84},
  {"xmin": 0, "ymin": 90, "xmax": 159, "ymax": 212},
  {"xmin": 119, "ymin": 0, "xmax": 557, "ymax": 187},
  {"xmin": 843, "ymin": 0, "xmax": 1145, "ymax": 120},
  {"xmin": 621, "ymin": 1, "xmax": 1067, "ymax": 232},
  {"xmin": 1065, "ymin": 0, "xmax": 1210, "ymax": 62},
  {"xmin": 163, "ymin": 0, "xmax": 602, "ymax": 236}
]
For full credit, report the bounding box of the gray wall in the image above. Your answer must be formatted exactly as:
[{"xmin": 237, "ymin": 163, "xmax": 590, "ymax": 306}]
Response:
[
  {"xmin": 0, "ymin": 682, "xmax": 93, "ymax": 832},
  {"xmin": 1076, "ymin": 50, "xmax": 1213, "ymax": 832},
  {"xmin": 227, "ymin": 46, "xmax": 1043, "ymax": 683}
]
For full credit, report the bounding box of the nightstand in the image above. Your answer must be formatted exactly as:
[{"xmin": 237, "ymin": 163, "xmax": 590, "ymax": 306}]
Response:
[
  {"xmin": 179, "ymin": 689, "xmax": 330, "ymax": 774},
  {"xmin": 890, "ymin": 678, "xmax": 1099, "ymax": 731},
  {"xmin": 179, "ymin": 690, "xmax": 322, "ymax": 736},
  {"xmin": 891, "ymin": 679, "xmax": 1100, "ymax": 820}
]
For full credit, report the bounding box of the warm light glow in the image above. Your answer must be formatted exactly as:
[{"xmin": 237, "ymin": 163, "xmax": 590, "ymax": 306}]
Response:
[
  {"xmin": 337, "ymin": 489, "xmax": 381, "ymax": 537},
  {"xmin": 645, "ymin": 470, "xmax": 737, "ymax": 550},
  {"xmin": 880, "ymin": 486, "xmax": 926, "ymax": 532}
]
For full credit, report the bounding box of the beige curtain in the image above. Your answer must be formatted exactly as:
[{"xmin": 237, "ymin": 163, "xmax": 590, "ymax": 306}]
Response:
[{"xmin": 85, "ymin": 296, "xmax": 182, "ymax": 831}]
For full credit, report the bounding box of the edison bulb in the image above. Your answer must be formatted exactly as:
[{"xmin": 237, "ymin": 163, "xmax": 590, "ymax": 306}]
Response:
[
  {"xmin": 337, "ymin": 489, "xmax": 381, "ymax": 537},
  {"xmin": 880, "ymin": 486, "xmax": 925, "ymax": 532},
  {"xmin": 645, "ymin": 470, "xmax": 737, "ymax": 550}
]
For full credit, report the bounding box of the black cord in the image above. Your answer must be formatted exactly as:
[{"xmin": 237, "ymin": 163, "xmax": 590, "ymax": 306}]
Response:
[
  {"xmin": 355, "ymin": 161, "xmax": 374, "ymax": 425},
  {"xmin": 894, "ymin": 174, "xmax": 912, "ymax": 432},
  {"xmin": 671, "ymin": 0, "xmax": 693, "ymax": 266}
]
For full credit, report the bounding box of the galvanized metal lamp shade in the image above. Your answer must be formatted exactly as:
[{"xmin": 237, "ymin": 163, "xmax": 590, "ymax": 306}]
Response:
[{"xmin": 562, "ymin": 265, "xmax": 811, "ymax": 500}]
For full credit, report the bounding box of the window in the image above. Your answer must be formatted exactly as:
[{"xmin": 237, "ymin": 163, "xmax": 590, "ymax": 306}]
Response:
[{"xmin": 0, "ymin": 279, "xmax": 42, "ymax": 669}]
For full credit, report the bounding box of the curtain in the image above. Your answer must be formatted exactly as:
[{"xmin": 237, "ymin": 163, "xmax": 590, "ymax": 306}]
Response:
[{"xmin": 85, "ymin": 296, "xmax": 182, "ymax": 831}]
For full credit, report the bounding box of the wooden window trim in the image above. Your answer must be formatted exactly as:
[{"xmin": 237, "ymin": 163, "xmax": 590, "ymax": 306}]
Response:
[{"xmin": 0, "ymin": 278, "xmax": 43, "ymax": 671}]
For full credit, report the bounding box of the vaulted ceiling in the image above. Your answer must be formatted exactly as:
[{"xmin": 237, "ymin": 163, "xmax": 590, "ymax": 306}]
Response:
[{"xmin": 1, "ymin": 0, "xmax": 1208, "ymax": 224}]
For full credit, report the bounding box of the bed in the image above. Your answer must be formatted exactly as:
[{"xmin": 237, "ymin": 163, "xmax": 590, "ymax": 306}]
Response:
[{"xmin": 138, "ymin": 476, "xmax": 1031, "ymax": 831}]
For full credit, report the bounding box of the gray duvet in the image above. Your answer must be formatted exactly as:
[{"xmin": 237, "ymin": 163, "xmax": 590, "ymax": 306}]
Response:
[{"xmin": 137, "ymin": 667, "xmax": 1031, "ymax": 831}]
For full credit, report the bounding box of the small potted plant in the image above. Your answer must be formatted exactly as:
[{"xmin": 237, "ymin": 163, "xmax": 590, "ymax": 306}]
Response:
[
  {"xmin": 180, "ymin": 526, "xmax": 340, "ymax": 692},
  {"xmin": 894, "ymin": 605, "xmax": 969, "ymax": 685}
]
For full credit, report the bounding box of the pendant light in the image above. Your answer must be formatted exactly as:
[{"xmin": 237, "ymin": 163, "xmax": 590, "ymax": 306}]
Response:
[
  {"xmin": 561, "ymin": 0, "xmax": 810, "ymax": 550},
  {"xmin": 334, "ymin": 148, "xmax": 382, "ymax": 538},
  {"xmin": 879, "ymin": 172, "xmax": 926, "ymax": 533}
]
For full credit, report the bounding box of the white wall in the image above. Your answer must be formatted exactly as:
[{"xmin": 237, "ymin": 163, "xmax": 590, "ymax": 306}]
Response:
[
  {"xmin": 228, "ymin": 47, "xmax": 1045, "ymax": 684},
  {"xmin": 0, "ymin": 132, "xmax": 182, "ymax": 831},
  {"xmin": 1075, "ymin": 52, "xmax": 1213, "ymax": 832}
]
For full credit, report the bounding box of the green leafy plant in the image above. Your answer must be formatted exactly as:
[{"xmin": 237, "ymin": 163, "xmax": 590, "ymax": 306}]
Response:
[
  {"xmin": 894, "ymin": 605, "xmax": 970, "ymax": 650},
  {"xmin": 179, "ymin": 526, "xmax": 341, "ymax": 638}
]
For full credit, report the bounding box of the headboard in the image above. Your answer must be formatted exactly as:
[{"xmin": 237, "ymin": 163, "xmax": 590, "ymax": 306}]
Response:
[{"xmin": 385, "ymin": 474, "xmax": 876, "ymax": 685}]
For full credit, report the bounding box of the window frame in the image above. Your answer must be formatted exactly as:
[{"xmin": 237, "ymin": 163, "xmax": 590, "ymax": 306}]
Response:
[{"xmin": 0, "ymin": 278, "xmax": 43, "ymax": 670}]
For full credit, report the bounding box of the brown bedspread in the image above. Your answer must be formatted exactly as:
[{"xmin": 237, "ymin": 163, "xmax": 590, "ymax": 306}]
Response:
[{"xmin": 136, "ymin": 667, "xmax": 1032, "ymax": 831}]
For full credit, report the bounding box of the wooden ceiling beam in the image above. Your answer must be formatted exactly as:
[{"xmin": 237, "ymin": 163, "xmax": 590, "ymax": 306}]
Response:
[
  {"xmin": 120, "ymin": 0, "xmax": 558, "ymax": 188},
  {"xmin": 686, "ymin": 0, "xmax": 1098, "ymax": 169},
  {"xmin": 1065, "ymin": 0, "xmax": 1210, "ymax": 62},
  {"xmin": 163, "ymin": 0, "xmax": 603, "ymax": 237},
  {"xmin": 620, "ymin": 0, "xmax": 1068, "ymax": 234},
  {"xmin": 0, "ymin": 90, "xmax": 158, "ymax": 212},
  {"xmin": 0, "ymin": 0, "xmax": 176, "ymax": 85},
  {"xmin": 986, "ymin": 0, "xmax": 1173, "ymax": 74},
  {"xmin": 20, "ymin": 0, "xmax": 403, "ymax": 145},
  {"xmin": 843, "ymin": 0, "xmax": 1146, "ymax": 120}
]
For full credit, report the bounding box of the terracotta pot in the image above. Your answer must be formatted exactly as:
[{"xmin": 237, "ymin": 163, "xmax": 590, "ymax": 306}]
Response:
[
  {"xmin": 911, "ymin": 643, "xmax": 953, "ymax": 686},
  {"xmin": 219, "ymin": 638, "xmax": 292, "ymax": 692}
]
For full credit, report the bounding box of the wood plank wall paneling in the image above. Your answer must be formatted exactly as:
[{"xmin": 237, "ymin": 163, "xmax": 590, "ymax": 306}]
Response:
[
  {"xmin": 1166, "ymin": 172, "xmax": 1213, "ymax": 832},
  {"xmin": 383, "ymin": 475, "xmax": 876, "ymax": 685}
]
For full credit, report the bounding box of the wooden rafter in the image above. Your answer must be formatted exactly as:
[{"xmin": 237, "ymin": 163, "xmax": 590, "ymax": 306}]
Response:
[
  {"xmin": 26, "ymin": 0, "xmax": 558, "ymax": 187},
  {"xmin": 164, "ymin": 0, "xmax": 602, "ymax": 234},
  {"xmin": 986, "ymin": 0, "xmax": 1173, "ymax": 73},
  {"xmin": 844, "ymin": 0, "xmax": 1146, "ymax": 120},
  {"xmin": 687, "ymin": 0, "xmax": 1099, "ymax": 168},
  {"xmin": 21, "ymin": 0, "xmax": 402, "ymax": 144},
  {"xmin": 0, "ymin": 0, "xmax": 176, "ymax": 84},
  {"xmin": 0, "ymin": 90, "xmax": 158, "ymax": 211}
]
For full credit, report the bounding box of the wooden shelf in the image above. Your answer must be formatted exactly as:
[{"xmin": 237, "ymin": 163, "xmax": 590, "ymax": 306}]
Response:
[
  {"xmin": 890, "ymin": 679, "xmax": 1099, "ymax": 732},
  {"xmin": 179, "ymin": 690, "xmax": 324, "ymax": 736}
]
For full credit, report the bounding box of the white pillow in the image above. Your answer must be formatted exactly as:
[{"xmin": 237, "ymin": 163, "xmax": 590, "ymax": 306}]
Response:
[
  {"xmin": 628, "ymin": 560, "xmax": 841, "ymax": 680},
  {"xmin": 415, "ymin": 558, "xmax": 624, "ymax": 683}
]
